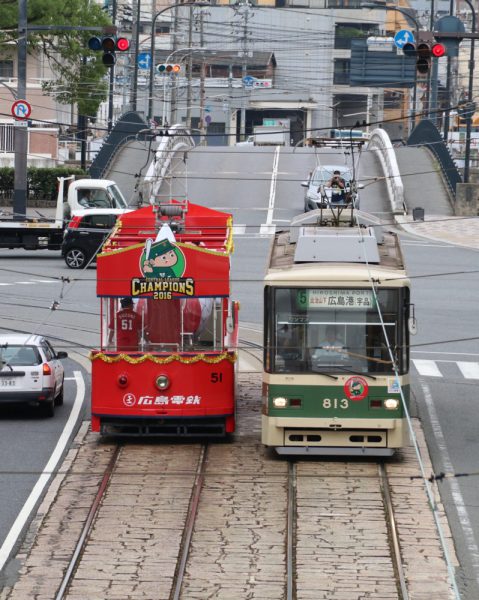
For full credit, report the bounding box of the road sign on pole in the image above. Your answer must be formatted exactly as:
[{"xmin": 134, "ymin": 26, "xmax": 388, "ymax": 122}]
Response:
[
  {"xmin": 242, "ymin": 75, "xmax": 256, "ymax": 88},
  {"xmin": 11, "ymin": 99, "xmax": 31, "ymax": 120},
  {"xmin": 138, "ymin": 52, "xmax": 151, "ymax": 70},
  {"xmin": 394, "ymin": 29, "xmax": 415, "ymax": 49}
]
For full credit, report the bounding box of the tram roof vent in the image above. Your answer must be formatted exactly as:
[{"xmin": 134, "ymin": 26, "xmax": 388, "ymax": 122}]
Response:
[{"xmin": 294, "ymin": 227, "xmax": 380, "ymax": 264}]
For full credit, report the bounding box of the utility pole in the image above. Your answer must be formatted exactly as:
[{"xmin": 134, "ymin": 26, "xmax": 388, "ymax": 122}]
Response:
[
  {"xmin": 185, "ymin": 6, "xmax": 194, "ymax": 129},
  {"xmin": 107, "ymin": 0, "xmax": 117, "ymax": 131},
  {"xmin": 233, "ymin": 0, "xmax": 252, "ymax": 140},
  {"xmin": 13, "ymin": 0, "xmax": 28, "ymax": 220},
  {"xmin": 131, "ymin": 0, "xmax": 141, "ymax": 111}
]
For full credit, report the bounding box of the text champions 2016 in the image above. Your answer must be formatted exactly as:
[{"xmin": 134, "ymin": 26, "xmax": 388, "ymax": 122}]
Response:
[{"xmin": 131, "ymin": 277, "xmax": 195, "ymax": 300}]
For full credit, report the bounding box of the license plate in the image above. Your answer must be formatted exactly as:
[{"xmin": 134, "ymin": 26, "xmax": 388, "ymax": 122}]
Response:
[{"xmin": 0, "ymin": 379, "xmax": 16, "ymax": 387}]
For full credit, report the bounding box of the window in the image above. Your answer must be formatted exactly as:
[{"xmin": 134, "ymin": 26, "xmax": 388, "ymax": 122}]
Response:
[
  {"xmin": 0, "ymin": 60, "xmax": 14, "ymax": 79},
  {"xmin": 333, "ymin": 59, "xmax": 350, "ymax": 85},
  {"xmin": 335, "ymin": 23, "xmax": 379, "ymax": 49},
  {"xmin": 265, "ymin": 287, "xmax": 408, "ymax": 375}
]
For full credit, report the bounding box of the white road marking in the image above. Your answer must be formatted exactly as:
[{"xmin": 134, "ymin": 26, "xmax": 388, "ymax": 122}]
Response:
[
  {"xmin": 259, "ymin": 224, "xmax": 276, "ymax": 235},
  {"xmin": 30, "ymin": 279, "xmax": 58, "ymax": 283},
  {"xmin": 412, "ymin": 359, "xmax": 443, "ymax": 377},
  {"xmin": 233, "ymin": 225, "xmax": 246, "ymax": 235},
  {"xmin": 16, "ymin": 281, "xmax": 36, "ymax": 285},
  {"xmin": 457, "ymin": 361, "xmax": 479, "ymax": 379},
  {"xmin": 261, "ymin": 145, "xmax": 280, "ymax": 235},
  {"xmin": 421, "ymin": 381, "xmax": 479, "ymax": 590},
  {"xmin": 0, "ymin": 371, "xmax": 86, "ymax": 571}
]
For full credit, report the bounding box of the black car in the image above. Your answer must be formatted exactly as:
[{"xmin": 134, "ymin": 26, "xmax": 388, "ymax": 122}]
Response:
[{"xmin": 61, "ymin": 210, "xmax": 124, "ymax": 269}]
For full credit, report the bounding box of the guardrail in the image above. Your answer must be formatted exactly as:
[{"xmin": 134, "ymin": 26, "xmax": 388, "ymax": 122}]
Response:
[
  {"xmin": 140, "ymin": 124, "xmax": 196, "ymax": 202},
  {"xmin": 367, "ymin": 128, "xmax": 406, "ymax": 215}
]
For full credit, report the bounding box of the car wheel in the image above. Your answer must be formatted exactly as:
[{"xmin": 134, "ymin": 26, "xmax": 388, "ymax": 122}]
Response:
[
  {"xmin": 55, "ymin": 379, "xmax": 64, "ymax": 406},
  {"xmin": 41, "ymin": 398, "xmax": 55, "ymax": 418},
  {"xmin": 65, "ymin": 247, "xmax": 88, "ymax": 269}
]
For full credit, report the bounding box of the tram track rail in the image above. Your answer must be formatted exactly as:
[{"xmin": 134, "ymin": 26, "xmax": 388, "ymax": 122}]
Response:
[
  {"xmin": 55, "ymin": 444, "xmax": 122, "ymax": 600},
  {"xmin": 379, "ymin": 462, "xmax": 409, "ymax": 600},
  {"xmin": 171, "ymin": 444, "xmax": 208, "ymax": 600}
]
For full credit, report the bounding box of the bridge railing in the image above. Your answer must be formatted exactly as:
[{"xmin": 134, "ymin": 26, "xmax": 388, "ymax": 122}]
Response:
[
  {"xmin": 140, "ymin": 125, "xmax": 196, "ymax": 203},
  {"xmin": 367, "ymin": 128, "xmax": 406, "ymax": 215}
]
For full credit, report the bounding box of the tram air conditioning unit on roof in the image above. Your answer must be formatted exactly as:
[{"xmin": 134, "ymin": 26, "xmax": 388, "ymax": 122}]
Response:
[{"xmin": 293, "ymin": 227, "xmax": 380, "ymax": 264}]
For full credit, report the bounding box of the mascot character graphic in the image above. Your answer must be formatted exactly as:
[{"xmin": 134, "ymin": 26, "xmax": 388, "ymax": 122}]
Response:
[{"xmin": 141, "ymin": 238, "xmax": 185, "ymax": 279}]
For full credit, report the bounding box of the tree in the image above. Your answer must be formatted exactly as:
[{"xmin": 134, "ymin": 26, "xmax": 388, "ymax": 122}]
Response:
[{"xmin": 0, "ymin": 0, "xmax": 112, "ymax": 118}]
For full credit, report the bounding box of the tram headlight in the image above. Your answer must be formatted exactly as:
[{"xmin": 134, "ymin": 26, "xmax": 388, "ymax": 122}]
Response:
[
  {"xmin": 384, "ymin": 398, "xmax": 399, "ymax": 410},
  {"xmin": 155, "ymin": 374, "xmax": 170, "ymax": 391},
  {"xmin": 273, "ymin": 396, "xmax": 288, "ymax": 408}
]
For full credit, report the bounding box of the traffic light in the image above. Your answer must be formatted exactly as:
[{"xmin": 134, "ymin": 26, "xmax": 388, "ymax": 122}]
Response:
[
  {"xmin": 156, "ymin": 64, "xmax": 182, "ymax": 75},
  {"xmin": 87, "ymin": 35, "xmax": 130, "ymax": 67},
  {"xmin": 402, "ymin": 35, "xmax": 447, "ymax": 74}
]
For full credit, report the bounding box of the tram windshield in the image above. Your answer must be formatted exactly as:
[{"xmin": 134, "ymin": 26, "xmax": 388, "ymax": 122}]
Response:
[
  {"xmin": 100, "ymin": 296, "xmax": 226, "ymax": 353},
  {"xmin": 265, "ymin": 287, "xmax": 409, "ymax": 375}
]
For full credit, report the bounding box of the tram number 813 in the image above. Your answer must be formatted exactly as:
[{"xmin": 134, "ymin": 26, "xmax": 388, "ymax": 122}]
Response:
[{"xmin": 323, "ymin": 398, "xmax": 349, "ymax": 409}]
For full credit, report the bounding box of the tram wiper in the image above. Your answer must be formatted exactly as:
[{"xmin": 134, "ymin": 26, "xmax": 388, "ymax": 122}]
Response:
[
  {"xmin": 335, "ymin": 366, "xmax": 377, "ymax": 381},
  {"xmin": 311, "ymin": 366, "xmax": 339, "ymax": 380}
]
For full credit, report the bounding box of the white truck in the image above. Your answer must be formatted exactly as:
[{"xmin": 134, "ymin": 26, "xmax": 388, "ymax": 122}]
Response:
[
  {"xmin": 253, "ymin": 125, "xmax": 290, "ymax": 146},
  {"xmin": 0, "ymin": 176, "xmax": 130, "ymax": 251}
]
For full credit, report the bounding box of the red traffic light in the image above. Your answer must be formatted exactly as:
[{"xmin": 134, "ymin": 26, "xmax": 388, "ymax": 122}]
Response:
[
  {"xmin": 432, "ymin": 42, "xmax": 446, "ymax": 57},
  {"xmin": 116, "ymin": 37, "xmax": 130, "ymax": 52}
]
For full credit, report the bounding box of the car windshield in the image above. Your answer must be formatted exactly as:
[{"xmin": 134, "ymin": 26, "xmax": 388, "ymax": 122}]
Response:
[
  {"xmin": 1, "ymin": 345, "xmax": 41, "ymax": 366},
  {"xmin": 311, "ymin": 168, "xmax": 352, "ymax": 187},
  {"xmin": 106, "ymin": 184, "xmax": 129, "ymax": 209}
]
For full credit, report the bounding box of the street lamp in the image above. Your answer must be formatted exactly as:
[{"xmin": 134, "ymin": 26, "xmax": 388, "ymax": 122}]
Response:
[
  {"xmin": 148, "ymin": 1, "xmax": 209, "ymax": 121},
  {"xmin": 461, "ymin": 0, "xmax": 476, "ymax": 183},
  {"xmin": 362, "ymin": 3, "xmax": 420, "ymax": 134}
]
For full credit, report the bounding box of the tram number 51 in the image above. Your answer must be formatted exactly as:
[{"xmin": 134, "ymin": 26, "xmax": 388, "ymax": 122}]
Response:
[
  {"xmin": 210, "ymin": 372, "xmax": 223, "ymax": 383},
  {"xmin": 323, "ymin": 398, "xmax": 349, "ymax": 409}
]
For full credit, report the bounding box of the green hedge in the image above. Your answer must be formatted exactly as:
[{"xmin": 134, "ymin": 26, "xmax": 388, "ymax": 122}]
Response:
[{"xmin": 0, "ymin": 167, "xmax": 87, "ymax": 201}]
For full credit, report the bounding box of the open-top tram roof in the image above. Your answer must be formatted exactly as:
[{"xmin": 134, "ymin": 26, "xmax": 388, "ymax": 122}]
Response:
[{"xmin": 102, "ymin": 200, "xmax": 233, "ymax": 253}]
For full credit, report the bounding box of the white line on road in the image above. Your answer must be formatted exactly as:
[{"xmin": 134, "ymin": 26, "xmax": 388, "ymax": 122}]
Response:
[
  {"xmin": 421, "ymin": 381, "xmax": 479, "ymax": 590},
  {"xmin": 0, "ymin": 371, "xmax": 85, "ymax": 571},
  {"xmin": 457, "ymin": 361, "xmax": 479, "ymax": 379},
  {"xmin": 412, "ymin": 359, "xmax": 443, "ymax": 377},
  {"xmin": 233, "ymin": 225, "xmax": 246, "ymax": 235},
  {"xmin": 260, "ymin": 145, "xmax": 280, "ymax": 235}
]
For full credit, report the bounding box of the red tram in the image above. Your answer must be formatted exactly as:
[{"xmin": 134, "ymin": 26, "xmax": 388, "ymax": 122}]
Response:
[{"xmin": 90, "ymin": 198, "xmax": 239, "ymax": 436}]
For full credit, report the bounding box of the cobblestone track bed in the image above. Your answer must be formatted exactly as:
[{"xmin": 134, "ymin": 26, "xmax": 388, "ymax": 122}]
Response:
[{"xmin": 1, "ymin": 374, "xmax": 456, "ymax": 599}]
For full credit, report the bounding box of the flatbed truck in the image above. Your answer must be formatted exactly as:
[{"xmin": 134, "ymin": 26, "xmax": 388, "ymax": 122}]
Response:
[{"xmin": 0, "ymin": 177, "xmax": 129, "ymax": 250}]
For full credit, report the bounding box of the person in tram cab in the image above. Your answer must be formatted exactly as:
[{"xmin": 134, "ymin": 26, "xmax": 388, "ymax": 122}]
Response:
[
  {"xmin": 313, "ymin": 325, "xmax": 347, "ymax": 362},
  {"xmin": 326, "ymin": 170, "xmax": 346, "ymax": 203},
  {"xmin": 108, "ymin": 297, "xmax": 142, "ymax": 352}
]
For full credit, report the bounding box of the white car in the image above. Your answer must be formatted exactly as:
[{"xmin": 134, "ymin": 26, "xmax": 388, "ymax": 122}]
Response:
[{"xmin": 0, "ymin": 334, "xmax": 68, "ymax": 417}]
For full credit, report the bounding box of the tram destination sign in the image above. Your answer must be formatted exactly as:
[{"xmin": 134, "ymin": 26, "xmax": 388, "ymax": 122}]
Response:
[{"xmin": 298, "ymin": 289, "xmax": 376, "ymax": 310}]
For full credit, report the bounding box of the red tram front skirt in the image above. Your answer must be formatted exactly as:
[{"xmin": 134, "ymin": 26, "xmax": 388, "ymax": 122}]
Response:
[{"xmin": 90, "ymin": 350, "xmax": 236, "ymax": 436}]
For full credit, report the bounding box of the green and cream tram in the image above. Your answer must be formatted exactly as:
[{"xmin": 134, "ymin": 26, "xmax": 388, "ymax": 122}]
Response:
[{"xmin": 262, "ymin": 211, "xmax": 413, "ymax": 456}]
